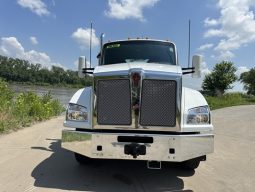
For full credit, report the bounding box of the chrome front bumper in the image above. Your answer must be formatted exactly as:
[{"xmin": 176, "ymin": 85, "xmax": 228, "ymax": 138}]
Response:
[{"xmin": 61, "ymin": 129, "xmax": 214, "ymax": 162}]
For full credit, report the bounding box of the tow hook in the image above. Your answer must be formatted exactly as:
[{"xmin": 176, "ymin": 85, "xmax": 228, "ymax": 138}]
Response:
[{"xmin": 124, "ymin": 143, "xmax": 146, "ymax": 158}]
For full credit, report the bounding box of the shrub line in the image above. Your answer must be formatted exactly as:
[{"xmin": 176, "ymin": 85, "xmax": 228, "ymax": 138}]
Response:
[{"xmin": 0, "ymin": 78, "xmax": 65, "ymax": 134}]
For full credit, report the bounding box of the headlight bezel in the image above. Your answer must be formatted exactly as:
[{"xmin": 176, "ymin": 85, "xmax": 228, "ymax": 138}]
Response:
[
  {"xmin": 66, "ymin": 103, "xmax": 88, "ymax": 122},
  {"xmin": 187, "ymin": 105, "xmax": 210, "ymax": 125}
]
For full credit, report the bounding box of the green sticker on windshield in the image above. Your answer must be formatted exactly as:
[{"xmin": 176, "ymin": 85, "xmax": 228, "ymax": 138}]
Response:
[{"xmin": 106, "ymin": 44, "xmax": 120, "ymax": 49}]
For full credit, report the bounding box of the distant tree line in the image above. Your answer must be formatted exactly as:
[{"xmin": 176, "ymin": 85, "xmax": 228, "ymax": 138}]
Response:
[{"xmin": 0, "ymin": 55, "xmax": 92, "ymax": 87}]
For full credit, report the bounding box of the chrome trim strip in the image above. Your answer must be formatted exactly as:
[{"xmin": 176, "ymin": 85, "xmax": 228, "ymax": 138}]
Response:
[{"xmin": 130, "ymin": 71, "xmax": 141, "ymax": 129}]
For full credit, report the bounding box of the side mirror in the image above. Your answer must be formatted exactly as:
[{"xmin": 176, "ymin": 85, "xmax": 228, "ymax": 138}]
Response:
[
  {"xmin": 192, "ymin": 55, "xmax": 202, "ymax": 78},
  {"xmin": 78, "ymin": 56, "xmax": 86, "ymax": 78}
]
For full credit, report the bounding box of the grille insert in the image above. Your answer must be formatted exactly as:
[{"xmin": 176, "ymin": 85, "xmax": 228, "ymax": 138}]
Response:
[
  {"xmin": 140, "ymin": 80, "xmax": 176, "ymax": 127},
  {"xmin": 97, "ymin": 79, "xmax": 131, "ymax": 125}
]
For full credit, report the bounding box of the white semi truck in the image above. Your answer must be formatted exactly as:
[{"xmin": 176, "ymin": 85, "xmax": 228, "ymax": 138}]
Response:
[{"xmin": 62, "ymin": 38, "xmax": 214, "ymax": 169}]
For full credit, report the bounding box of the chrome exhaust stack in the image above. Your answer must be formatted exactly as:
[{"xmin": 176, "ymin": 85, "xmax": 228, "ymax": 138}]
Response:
[{"xmin": 147, "ymin": 161, "xmax": 161, "ymax": 169}]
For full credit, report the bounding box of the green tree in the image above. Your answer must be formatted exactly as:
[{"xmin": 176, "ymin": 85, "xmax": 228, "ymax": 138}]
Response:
[
  {"xmin": 240, "ymin": 68, "xmax": 255, "ymax": 95},
  {"xmin": 202, "ymin": 61, "xmax": 237, "ymax": 96}
]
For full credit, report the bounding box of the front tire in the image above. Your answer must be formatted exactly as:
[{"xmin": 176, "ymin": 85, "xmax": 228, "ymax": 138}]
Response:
[{"xmin": 74, "ymin": 152, "xmax": 92, "ymax": 164}]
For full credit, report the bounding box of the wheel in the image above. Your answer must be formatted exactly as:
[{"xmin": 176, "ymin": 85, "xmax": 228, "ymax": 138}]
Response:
[
  {"xmin": 182, "ymin": 158, "xmax": 201, "ymax": 170},
  {"xmin": 74, "ymin": 152, "xmax": 92, "ymax": 164}
]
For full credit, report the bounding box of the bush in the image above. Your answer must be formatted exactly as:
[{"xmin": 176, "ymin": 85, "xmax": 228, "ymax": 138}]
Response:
[
  {"xmin": 0, "ymin": 78, "xmax": 13, "ymax": 110},
  {"xmin": 0, "ymin": 78, "xmax": 64, "ymax": 133}
]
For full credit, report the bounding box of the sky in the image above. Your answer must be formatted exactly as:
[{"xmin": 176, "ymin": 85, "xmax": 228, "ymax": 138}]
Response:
[{"xmin": 0, "ymin": 0, "xmax": 255, "ymax": 91}]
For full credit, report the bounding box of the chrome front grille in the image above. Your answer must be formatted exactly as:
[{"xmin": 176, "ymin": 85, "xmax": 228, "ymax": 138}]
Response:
[
  {"xmin": 97, "ymin": 79, "xmax": 132, "ymax": 125},
  {"xmin": 96, "ymin": 77, "xmax": 177, "ymax": 128},
  {"xmin": 139, "ymin": 80, "xmax": 176, "ymax": 127}
]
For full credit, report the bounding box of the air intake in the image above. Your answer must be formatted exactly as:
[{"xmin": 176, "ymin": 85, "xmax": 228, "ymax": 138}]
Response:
[
  {"xmin": 140, "ymin": 80, "xmax": 176, "ymax": 127},
  {"xmin": 97, "ymin": 79, "xmax": 131, "ymax": 125}
]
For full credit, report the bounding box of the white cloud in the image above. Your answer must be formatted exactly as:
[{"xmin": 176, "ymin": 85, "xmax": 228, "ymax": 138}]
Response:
[
  {"xmin": 203, "ymin": 0, "xmax": 255, "ymax": 60},
  {"xmin": 17, "ymin": 0, "xmax": 50, "ymax": 16},
  {"xmin": 0, "ymin": 37, "xmax": 24, "ymax": 57},
  {"xmin": 204, "ymin": 29, "xmax": 226, "ymax": 38},
  {"xmin": 0, "ymin": 37, "xmax": 62, "ymax": 68},
  {"xmin": 235, "ymin": 66, "xmax": 249, "ymax": 77},
  {"xmin": 30, "ymin": 36, "xmax": 38, "ymax": 45},
  {"xmin": 105, "ymin": 0, "xmax": 159, "ymax": 21},
  {"xmin": 25, "ymin": 50, "xmax": 51, "ymax": 66},
  {"xmin": 71, "ymin": 27, "xmax": 100, "ymax": 49},
  {"xmin": 218, "ymin": 50, "xmax": 235, "ymax": 60},
  {"xmin": 204, "ymin": 17, "xmax": 219, "ymax": 27},
  {"xmin": 198, "ymin": 43, "xmax": 214, "ymax": 51},
  {"xmin": 214, "ymin": 38, "xmax": 240, "ymax": 51}
]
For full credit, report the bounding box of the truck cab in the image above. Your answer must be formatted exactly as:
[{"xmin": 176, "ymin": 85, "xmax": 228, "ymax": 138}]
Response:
[{"xmin": 62, "ymin": 39, "xmax": 214, "ymax": 169}]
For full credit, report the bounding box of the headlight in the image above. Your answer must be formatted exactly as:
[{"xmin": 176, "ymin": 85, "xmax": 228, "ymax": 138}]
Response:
[
  {"xmin": 187, "ymin": 106, "xmax": 210, "ymax": 124},
  {"xmin": 66, "ymin": 103, "xmax": 88, "ymax": 122}
]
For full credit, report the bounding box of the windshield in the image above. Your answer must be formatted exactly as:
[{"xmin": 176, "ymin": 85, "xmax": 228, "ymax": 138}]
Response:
[{"xmin": 101, "ymin": 40, "xmax": 176, "ymax": 65}]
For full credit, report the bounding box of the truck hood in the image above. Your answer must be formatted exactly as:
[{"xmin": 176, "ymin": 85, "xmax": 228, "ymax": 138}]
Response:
[{"xmin": 93, "ymin": 63, "xmax": 182, "ymax": 76}]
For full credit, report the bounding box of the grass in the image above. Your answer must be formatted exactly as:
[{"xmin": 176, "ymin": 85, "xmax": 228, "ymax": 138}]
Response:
[
  {"xmin": 62, "ymin": 131, "xmax": 91, "ymax": 142},
  {"xmin": 205, "ymin": 92, "xmax": 255, "ymax": 110},
  {"xmin": 0, "ymin": 78, "xmax": 65, "ymax": 134}
]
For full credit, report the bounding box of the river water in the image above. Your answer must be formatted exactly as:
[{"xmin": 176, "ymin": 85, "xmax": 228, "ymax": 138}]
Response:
[{"xmin": 10, "ymin": 84, "xmax": 79, "ymax": 107}]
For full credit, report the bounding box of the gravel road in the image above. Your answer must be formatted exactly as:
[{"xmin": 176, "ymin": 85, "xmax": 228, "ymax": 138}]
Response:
[{"xmin": 0, "ymin": 105, "xmax": 254, "ymax": 192}]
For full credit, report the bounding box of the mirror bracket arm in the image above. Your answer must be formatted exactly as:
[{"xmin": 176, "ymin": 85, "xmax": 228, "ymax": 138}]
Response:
[
  {"xmin": 182, "ymin": 70, "xmax": 195, "ymax": 75},
  {"xmin": 182, "ymin": 67, "xmax": 194, "ymax": 70},
  {"xmin": 182, "ymin": 67, "xmax": 195, "ymax": 75},
  {"xmin": 82, "ymin": 68, "xmax": 94, "ymax": 74}
]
